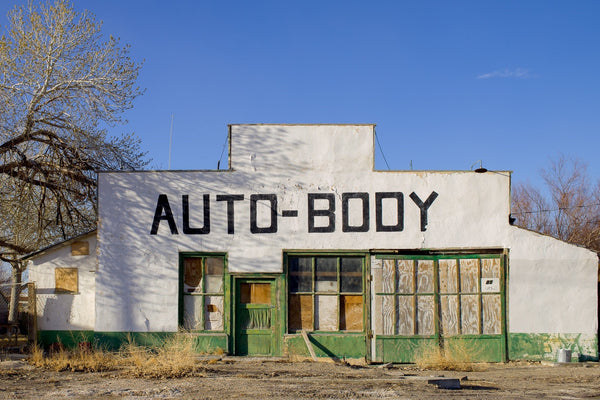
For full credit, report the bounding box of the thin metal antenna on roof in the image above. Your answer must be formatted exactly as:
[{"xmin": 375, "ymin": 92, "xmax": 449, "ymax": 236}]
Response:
[{"xmin": 168, "ymin": 114, "xmax": 174, "ymax": 170}]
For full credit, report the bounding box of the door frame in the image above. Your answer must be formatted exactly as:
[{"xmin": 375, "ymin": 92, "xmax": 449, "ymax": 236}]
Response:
[{"xmin": 231, "ymin": 274, "xmax": 285, "ymax": 356}]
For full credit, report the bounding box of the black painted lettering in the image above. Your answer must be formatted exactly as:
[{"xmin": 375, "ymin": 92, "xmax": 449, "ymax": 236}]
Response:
[
  {"xmin": 250, "ymin": 194, "xmax": 278, "ymax": 233},
  {"xmin": 375, "ymin": 192, "xmax": 404, "ymax": 232},
  {"xmin": 150, "ymin": 194, "xmax": 178, "ymax": 235},
  {"xmin": 409, "ymin": 191, "xmax": 439, "ymax": 232},
  {"xmin": 342, "ymin": 192, "xmax": 369, "ymax": 232},
  {"xmin": 182, "ymin": 194, "xmax": 210, "ymax": 234},
  {"xmin": 308, "ymin": 193, "xmax": 335, "ymax": 233},
  {"xmin": 216, "ymin": 194, "xmax": 244, "ymax": 234}
]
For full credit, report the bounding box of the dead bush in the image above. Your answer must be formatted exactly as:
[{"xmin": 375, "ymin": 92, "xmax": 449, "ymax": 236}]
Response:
[
  {"xmin": 120, "ymin": 333, "xmax": 203, "ymax": 378},
  {"xmin": 29, "ymin": 344, "xmax": 116, "ymax": 372},
  {"xmin": 414, "ymin": 340, "xmax": 488, "ymax": 372}
]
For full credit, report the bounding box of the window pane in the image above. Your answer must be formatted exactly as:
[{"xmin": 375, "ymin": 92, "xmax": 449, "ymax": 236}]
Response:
[
  {"xmin": 439, "ymin": 259, "xmax": 458, "ymax": 294},
  {"xmin": 397, "ymin": 260, "xmax": 414, "ymax": 294},
  {"xmin": 315, "ymin": 257, "xmax": 337, "ymax": 292},
  {"xmin": 315, "ymin": 295, "xmax": 338, "ymax": 330},
  {"xmin": 55, "ymin": 268, "xmax": 78, "ymax": 293},
  {"xmin": 440, "ymin": 295, "xmax": 459, "ymax": 336},
  {"xmin": 289, "ymin": 294, "xmax": 313, "ymax": 331},
  {"xmin": 240, "ymin": 283, "xmax": 271, "ymax": 304},
  {"xmin": 205, "ymin": 257, "xmax": 224, "ymax": 293},
  {"xmin": 416, "ymin": 295, "xmax": 435, "ymax": 335},
  {"xmin": 340, "ymin": 295, "xmax": 363, "ymax": 331},
  {"xmin": 183, "ymin": 295, "xmax": 202, "ymax": 330},
  {"xmin": 482, "ymin": 294, "xmax": 501, "ymax": 335},
  {"xmin": 416, "ymin": 260, "xmax": 434, "ymax": 293},
  {"xmin": 204, "ymin": 295, "xmax": 223, "ymax": 330},
  {"xmin": 340, "ymin": 258, "xmax": 362, "ymax": 293},
  {"xmin": 184, "ymin": 258, "xmax": 203, "ymax": 292},
  {"xmin": 381, "ymin": 295, "xmax": 396, "ymax": 335},
  {"xmin": 460, "ymin": 259, "xmax": 479, "ymax": 293},
  {"xmin": 461, "ymin": 294, "xmax": 480, "ymax": 334},
  {"xmin": 289, "ymin": 257, "xmax": 312, "ymax": 292},
  {"xmin": 396, "ymin": 296, "xmax": 414, "ymax": 335},
  {"xmin": 481, "ymin": 258, "xmax": 501, "ymax": 279}
]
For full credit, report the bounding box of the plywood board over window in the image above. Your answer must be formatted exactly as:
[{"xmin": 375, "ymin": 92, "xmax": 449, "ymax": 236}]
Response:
[
  {"xmin": 71, "ymin": 241, "xmax": 89, "ymax": 256},
  {"xmin": 55, "ymin": 268, "xmax": 78, "ymax": 293}
]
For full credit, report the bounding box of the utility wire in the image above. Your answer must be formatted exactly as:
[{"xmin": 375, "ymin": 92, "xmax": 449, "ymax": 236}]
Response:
[
  {"xmin": 374, "ymin": 128, "xmax": 390, "ymax": 170},
  {"xmin": 217, "ymin": 131, "xmax": 228, "ymax": 170},
  {"xmin": 512, "ymin": 202, "xmax": 600, "ymax": 215}
]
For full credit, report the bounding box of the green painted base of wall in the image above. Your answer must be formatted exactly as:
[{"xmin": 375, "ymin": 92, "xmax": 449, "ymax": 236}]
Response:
[
  {"xmin": 37, "ymin": 331, "xmax": 228, "ymax": 354},
  {"xmin": 509, "ymin": 333, "xmax": 598, "ymax": 362},
  {"xmin": 374, "ymin": 337, "xmax": 436, "ymax": 363},
  {"xmin": 38, "ymin": 330, "xmax": 95, "ymax": 349},
  {"xmin": 373, "ymin": 336, "xmax": 505, "ymax": 363},
  {"xmin": 284, "ymin": 334, "xmax": 366, "ymax": 359}
]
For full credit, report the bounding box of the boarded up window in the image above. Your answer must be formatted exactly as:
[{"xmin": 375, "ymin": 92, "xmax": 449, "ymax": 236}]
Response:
[
  {"xmin": 71, "ymin": 241, "xmax": 89, "ymax": 256},
  {"xmin": 374, "ymin": 255, "xmax": 503, "ymax": 338},
  {"xmin": 288, "ymin": 255, "xmax": 364, "ymax": 332},
  {"xmin": 181, "ymin": 255, "xmax": 226, "ymax": 331},
  {"xmin": 55, "ymin": 268, "xmax": 78, "ymax": 293},
  {"xmin": 240, "ymin": 283, "xmax": 271, "ymax": 304}
]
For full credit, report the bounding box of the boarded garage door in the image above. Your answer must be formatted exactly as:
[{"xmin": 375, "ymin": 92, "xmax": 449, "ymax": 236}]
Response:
[{"xmin": 371, "ymin": 254, "xmax": 505, "ymax": 363}]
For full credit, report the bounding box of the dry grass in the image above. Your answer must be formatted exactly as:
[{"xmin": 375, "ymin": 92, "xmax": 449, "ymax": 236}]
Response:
[
  {"xmin": 120, "ymin": 333, "xmax": 203, "ymax": 378},
  {"xmin": 414, "ymin": 341, "xmax": 488, "ymax": 372},
  {"xmin": 28, "ymin": 333, "xmax": 207, "ymax": 378},
  {"xmin": 29, "ymin": 344, "xmax": 116, "ymax": 372}
]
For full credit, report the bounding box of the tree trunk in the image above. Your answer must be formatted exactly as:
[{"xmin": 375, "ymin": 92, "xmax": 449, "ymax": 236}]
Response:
[{"xmin": 7, "ymin": 264, "xmax": 22, "ymax": 324}]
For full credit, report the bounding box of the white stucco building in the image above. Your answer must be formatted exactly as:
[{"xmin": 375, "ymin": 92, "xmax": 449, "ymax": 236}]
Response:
[{"xmin": 28, "ymin": 124, "xmax": 598, "ymax": 362}]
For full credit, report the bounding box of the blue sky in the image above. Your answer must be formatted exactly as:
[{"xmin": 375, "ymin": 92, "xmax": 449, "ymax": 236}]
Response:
[{"xmin": 4, "ymin": 0, "xmax": 600, "ymax": 188}]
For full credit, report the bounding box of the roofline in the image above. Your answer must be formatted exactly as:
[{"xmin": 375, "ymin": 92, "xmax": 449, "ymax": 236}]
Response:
[
  {"xmin": 227, "ymin": 123, "xmax": 376, "ymax": 127},
  {"xmin": 22, "ymin": 229, "xmax": 97, "ymax": 261}
]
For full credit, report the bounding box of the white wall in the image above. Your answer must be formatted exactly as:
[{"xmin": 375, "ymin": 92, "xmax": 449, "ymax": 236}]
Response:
[
  {"xmin": 29, "ymin": 235, "xmax": 96, "ymax": 331},
  {"xmin": 507, "ymin": 226, "xmax": 598, "ymax": 334},
  {"xmin": 95, "ymin": 124, "xmax": 597, "ymax": 336}
]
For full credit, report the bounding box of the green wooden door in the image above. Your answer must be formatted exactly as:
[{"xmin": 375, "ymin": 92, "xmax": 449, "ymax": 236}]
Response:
[{"xmin": 235, "ymin": 279, "xmax": 276, "ymax": 356}]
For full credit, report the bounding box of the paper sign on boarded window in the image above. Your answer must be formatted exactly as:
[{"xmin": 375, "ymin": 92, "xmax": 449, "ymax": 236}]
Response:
[{"xmin": 55, "ymin": 268, "xmax": 78, "ymax": 293}]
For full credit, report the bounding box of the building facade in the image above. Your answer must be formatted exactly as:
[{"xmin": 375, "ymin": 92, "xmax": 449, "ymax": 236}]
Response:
[{"xmin": 29, "ymin": 124, "xmax": 598, "ymax": 362}]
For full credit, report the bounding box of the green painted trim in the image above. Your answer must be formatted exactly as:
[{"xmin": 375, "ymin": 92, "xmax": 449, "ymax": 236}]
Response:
[
  {"xmin": 508, "ymin": 333, "xmax": 599, "ymax": 362},
  {"xmin": 283, "ymin": 250, "xmax": 370, "ymax": 256},
  {"xmin": 37, "ymin": 330, "xmax": 94, "ymax": 349},
  {"xmin": 373, "ymin": 253, "xmax": 508, "ymax": 362},
  {"xmin": 285, "ymin": 333, "xmax": 366, "ymax": 359},
  {"xmin": 375, "ymin": 253, "xmax": 503, "ymax": 260},
  {"xmin": 178, "ymin": 253, "xmax": 230, "ymax": 339}
]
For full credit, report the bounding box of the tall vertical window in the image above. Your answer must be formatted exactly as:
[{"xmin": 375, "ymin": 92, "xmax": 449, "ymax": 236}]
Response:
[
  {"xmin": 180, "ymin": 255, "xmax": 226, "ymax": 331},
  {"xmin": 288, "ymin": 255, "xmax": 364, "ymax": 332}
]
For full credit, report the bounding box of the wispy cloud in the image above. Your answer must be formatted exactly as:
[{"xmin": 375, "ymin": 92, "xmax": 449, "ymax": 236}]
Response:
[{"xmin": 476, "ymin": 68, "xmax": 535, "ymax": 79}]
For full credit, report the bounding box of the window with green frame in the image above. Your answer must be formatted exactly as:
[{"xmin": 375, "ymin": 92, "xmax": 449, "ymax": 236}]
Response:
[
  {"xmin": 287, "ymin": 255, "xmax": 364, "ymax": 333},
  {"xmin": 180, "ymin": 255, "xmax": 226, "ymax": 331}
]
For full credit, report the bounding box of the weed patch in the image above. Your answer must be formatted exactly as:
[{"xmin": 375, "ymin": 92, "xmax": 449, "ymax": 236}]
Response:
[{"xmin": 414, "ymin": 340, "xmax": 488, "ymax": 372}]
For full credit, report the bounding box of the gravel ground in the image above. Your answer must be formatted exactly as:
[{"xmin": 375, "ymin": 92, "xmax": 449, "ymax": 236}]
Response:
[{"xmin": 1, "ymin": 356, "xmax": 599, "ymax": 399}]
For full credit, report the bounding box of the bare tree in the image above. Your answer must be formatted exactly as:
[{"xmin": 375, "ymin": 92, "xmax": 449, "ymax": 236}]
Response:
[
  {"xmin": 511, "ymin": 156, "xmax": 600, "ymax": 252},
  {"xmin": 0, "ymin": 0, "xmax": 147, "ymax": 322}
]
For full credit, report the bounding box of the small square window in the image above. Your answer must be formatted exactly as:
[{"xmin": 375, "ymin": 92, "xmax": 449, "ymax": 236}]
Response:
[
  {"xmin": 55, "ymin": 268, "xmax": 78, "ymax": 294},
  {"xmin": 71, "ymin": 241, "xmax": 89, "ymax": 256}
]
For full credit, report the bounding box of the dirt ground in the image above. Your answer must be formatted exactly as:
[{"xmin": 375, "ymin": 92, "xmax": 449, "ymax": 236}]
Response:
[{"xmin": 0, "ymin": 356, "xmax": 599, "ymax": 400}]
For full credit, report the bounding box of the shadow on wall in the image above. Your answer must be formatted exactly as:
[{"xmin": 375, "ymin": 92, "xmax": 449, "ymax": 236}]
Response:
[{"xmin": 97, "ymin": 126, "xmax": 309, "ymax": 332}]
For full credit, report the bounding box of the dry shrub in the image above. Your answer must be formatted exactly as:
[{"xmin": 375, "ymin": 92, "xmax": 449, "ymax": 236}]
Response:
[
  {"xmin": 120, "ymin": 333, "xmax": 202, "ymax": 378},
  {"xmin": 414, "ymin": 340, "xmax": 488, "ymax": 372},
  {"xmin": 29, "ymin": 344, "xmax": 116, "ymax": 372}
]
